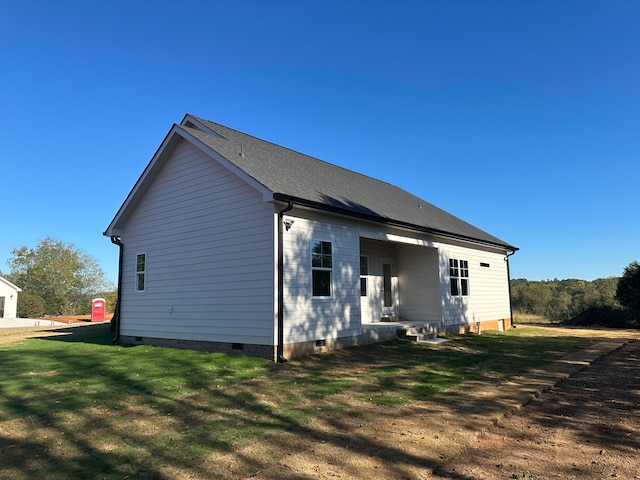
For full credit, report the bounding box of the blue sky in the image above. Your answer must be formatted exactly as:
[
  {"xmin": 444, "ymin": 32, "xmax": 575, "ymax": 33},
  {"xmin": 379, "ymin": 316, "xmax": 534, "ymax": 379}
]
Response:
[{"xmin": 1, "ymin": 0, "xmax": 638, "ymax": 285}]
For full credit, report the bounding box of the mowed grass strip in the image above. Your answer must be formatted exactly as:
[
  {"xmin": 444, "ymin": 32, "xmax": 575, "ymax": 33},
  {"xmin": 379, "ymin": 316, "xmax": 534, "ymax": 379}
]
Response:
[{"xmin": 0, "ymin": 324, "xmax": 597, "ymax": 479}]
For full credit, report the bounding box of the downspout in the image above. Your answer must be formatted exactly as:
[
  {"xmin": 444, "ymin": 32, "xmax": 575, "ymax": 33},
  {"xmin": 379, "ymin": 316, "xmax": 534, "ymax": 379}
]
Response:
[
  {"xmin": 506, "ymin": 249, "xmax": 517, "ymax": 328},
  {"xmin": 276, "ymin": 200, "xmax": 293, "ymax": 363},
  {"xmin": 110, "ymin": 236, "xmax": 124, "ymax": 343}
]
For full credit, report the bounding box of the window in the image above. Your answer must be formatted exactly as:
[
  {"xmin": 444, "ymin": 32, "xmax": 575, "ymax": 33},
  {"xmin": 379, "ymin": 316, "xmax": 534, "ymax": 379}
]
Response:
[
  {"xmin": 311, "ymin": 240, "xmax": 332, "ymax": 296},
  {"xmin": 449, "ymin": 258, "xmax": 469, "ymax": 296},
  {"xmin": 136, "ymin": 253, "xmax": 146, "ymax": 292},
  {"xmin": 360, "ymin": 255, "xmax": 369, "ymax": 296}
]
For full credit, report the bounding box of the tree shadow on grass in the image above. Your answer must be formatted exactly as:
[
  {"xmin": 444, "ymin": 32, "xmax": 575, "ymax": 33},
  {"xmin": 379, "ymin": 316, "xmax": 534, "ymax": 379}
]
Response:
[
  {"xmin": 21, "ymin": 322, "xmax": 116, "ymax": 346},
  {"xmin": 1, "ymin": 327, "xmax": 631, "ymax": 479}
]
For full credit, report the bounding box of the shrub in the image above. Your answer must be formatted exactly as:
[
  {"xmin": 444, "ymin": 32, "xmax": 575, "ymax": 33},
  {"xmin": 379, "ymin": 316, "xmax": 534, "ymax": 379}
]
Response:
[
  {"xmin": 17, "ymin": 292, "xmax": 46, "ymax": 318},
  {"xmin": 568, "ymin": 306, "xmax": 636, "ymax": 329}
]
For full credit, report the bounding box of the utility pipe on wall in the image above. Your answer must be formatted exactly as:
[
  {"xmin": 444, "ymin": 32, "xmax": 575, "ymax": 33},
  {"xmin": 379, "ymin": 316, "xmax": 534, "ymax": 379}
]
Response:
[
  {"xmin": 110, "ymin": 236, "xmax": 124, "ymax": 343},
  {"xmin": 506, "ymin": 249, "xmax": 517, "ymax": 328}
]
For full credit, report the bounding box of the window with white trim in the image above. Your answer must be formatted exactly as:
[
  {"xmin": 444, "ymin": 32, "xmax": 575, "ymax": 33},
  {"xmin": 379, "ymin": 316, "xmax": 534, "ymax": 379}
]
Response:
[
  {"xmin": 136, "ymin": 253, "xmax": 146, "ymax": 292},
  {"xmin": 311, "ymin": 240, "xmax": 332, "ymax": 297},
  {"xmin": 360, "ymin": 255, "xmax": 369, "ymax": 296},
  {"xmin": 449, "ymin": 258, "xmax": 469, "ymax": 296}
]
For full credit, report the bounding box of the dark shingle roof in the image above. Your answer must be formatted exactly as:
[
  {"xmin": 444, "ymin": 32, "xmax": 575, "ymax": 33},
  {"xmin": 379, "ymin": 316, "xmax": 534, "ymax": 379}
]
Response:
[{"xmin": 180, "ymin": 115, "xmax": 515, "ymax": 250}]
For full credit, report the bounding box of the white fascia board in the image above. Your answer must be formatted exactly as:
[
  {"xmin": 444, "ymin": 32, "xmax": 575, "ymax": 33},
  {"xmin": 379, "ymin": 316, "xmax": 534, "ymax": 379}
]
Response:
[
  {"xmin": 176, "ymin": 126, "xmax": 274, "ymax": 202},
  {"xmin": 0, "ymin": 276, "xmax": 22, "ymax": 292}
]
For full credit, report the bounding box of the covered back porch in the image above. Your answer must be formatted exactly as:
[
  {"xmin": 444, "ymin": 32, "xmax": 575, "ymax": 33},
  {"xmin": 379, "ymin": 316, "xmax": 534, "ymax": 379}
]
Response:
[{"xmin": 359, "ymin": 236, "xmax": 444, "ymax": 325}]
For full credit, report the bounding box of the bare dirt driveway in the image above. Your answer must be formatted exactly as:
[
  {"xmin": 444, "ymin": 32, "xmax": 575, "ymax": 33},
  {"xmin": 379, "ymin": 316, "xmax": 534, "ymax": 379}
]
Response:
[
  {"xmin": 437, "ymin": 339, "xmax": 640, "ymax": 480},
  {"xmin": 250, "ymin": 330, "xmax": 639, "ymax": 480}
]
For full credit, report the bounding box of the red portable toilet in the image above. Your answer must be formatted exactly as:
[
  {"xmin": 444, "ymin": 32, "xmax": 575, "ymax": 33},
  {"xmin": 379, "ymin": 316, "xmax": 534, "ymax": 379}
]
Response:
[{"xmin": 91, "ymin": 298, "xmax": 106, "ymax": 322}]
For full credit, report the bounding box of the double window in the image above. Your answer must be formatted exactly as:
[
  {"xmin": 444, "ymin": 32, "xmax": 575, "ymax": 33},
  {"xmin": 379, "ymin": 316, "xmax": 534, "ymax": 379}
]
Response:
[
  {"xmin": 449, "ymin": 258, "xmax": 469, "ymax": 296},
  {"xmin": 311, "ymin": 240, "xmax": 332, "ymax": 297},
  {"xmin": 136, "ymin": 253, "xmax": 146, "ymax": 292}
]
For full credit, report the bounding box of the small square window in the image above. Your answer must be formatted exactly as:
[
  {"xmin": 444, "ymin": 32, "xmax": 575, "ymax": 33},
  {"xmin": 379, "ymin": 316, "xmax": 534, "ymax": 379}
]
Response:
[{"xmin": 311, "ymin": 241, "xmax": 332, "ymax": 268}]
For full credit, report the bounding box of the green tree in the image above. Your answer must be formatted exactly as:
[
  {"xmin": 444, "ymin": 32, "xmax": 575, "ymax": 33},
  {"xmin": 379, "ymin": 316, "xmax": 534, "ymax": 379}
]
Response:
[
  {"xmin": 512, "ymin": 282, "xmax": 553, "ymax": 315},
  {"xmin": 616, "ymin": 261, "xmax": 640, "ymax": 317},
  {"xmin": 7, "ymin": 237, "xmax": 113, "ymax": 315}
]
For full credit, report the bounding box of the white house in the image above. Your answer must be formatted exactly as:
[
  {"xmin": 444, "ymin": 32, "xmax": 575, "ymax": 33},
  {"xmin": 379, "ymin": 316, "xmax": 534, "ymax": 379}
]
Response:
[
  {"xmin": 0, "ymin": 276, "xmax": 21, "ymax": 319},
  {"xmin": 104, "ymin": 114, "xmax": 518, "ymax": 361}
]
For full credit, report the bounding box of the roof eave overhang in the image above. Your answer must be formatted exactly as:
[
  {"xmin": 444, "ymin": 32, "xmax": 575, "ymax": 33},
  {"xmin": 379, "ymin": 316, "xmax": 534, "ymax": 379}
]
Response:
[{"xmin": 273, "ymin": 193, "xmax": 518, "ymax": 253}]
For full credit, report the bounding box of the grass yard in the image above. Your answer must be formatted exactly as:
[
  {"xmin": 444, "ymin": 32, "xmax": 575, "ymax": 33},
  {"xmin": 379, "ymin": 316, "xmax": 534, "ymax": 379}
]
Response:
[{"xmin": 0, "ymin": 324, "xmax": 602, "ymax": 479}]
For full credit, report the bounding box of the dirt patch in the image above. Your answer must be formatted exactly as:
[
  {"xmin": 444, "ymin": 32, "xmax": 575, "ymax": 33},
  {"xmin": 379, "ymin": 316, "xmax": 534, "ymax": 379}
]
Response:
[
  {"xmin": 437, "ymin": 340, "xmax": 640, "ymax": 479},
  {"xmin": 247, "ymin": 331, "xmax": 639, "ymax": 480},
  {"xmin": 35, "ymin": 314, "xmax": 113, "ymax": 324}
]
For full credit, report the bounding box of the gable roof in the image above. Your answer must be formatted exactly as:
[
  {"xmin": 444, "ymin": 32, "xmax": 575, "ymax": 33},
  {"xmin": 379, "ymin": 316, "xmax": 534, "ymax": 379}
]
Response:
[{"xmin": 106, "ymin": 114, "xmax": 516, "ymax": 251}]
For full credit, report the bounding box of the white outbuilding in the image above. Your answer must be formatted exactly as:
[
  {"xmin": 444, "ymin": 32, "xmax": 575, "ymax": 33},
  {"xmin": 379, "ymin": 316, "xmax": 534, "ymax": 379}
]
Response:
[{"xmin": 0, "ymin": 276, "xmax": 21, "ymax": 319}]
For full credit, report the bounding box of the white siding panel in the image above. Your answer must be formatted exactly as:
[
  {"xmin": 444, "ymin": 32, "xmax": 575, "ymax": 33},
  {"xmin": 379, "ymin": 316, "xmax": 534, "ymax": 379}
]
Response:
[
  {"xmin": 438, "ymin": 244, "xmax": 510, "ymax": 325},
  {"xmin": 119, "ymin": 139, "xmax": 275, "ymax": 345},
  {"xmin": 281, "ymin": 210, "xmax": 362, "ymax": 343},
  {"xmin": 397, "ymin": 244, "xmax": 442, "ymax": 322}
]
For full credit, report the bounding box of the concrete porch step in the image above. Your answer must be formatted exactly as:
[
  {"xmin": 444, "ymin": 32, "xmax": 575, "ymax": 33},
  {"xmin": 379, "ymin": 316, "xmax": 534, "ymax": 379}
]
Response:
[
  {"xmin": 401, "ymin": 332, "xmax": 437, "ymax": 342},
  {"xmin": 397, "ymin": 324, "xmax": 440, "ymax": 342}
]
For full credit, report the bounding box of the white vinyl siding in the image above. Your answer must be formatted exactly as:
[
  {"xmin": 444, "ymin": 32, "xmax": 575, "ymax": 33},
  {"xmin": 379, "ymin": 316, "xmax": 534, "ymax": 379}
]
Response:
[
  {"xmin": 396, "ymin": 244, "xmax": 442, "ymax": 323},
  {"xmin": 118, "ymin": 139, "xmax": 275, "ymax": 345},
  {"xmin": 438, "ymin": 244, "xmax": 510, "ymax": 325},
  {"xmin": 282, "ymin": 211, "xmax": 361, "ymax": 343}
]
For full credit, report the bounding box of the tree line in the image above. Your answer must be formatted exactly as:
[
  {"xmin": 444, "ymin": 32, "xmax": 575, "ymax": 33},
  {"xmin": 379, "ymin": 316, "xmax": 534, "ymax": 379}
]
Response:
[
  {"xmin": 2, "ymin": 237, "xmax": 116, "ymax": 318},
  {"xmin": 511, "ymin": 261, "xmax": 640, "ymax": 327}
]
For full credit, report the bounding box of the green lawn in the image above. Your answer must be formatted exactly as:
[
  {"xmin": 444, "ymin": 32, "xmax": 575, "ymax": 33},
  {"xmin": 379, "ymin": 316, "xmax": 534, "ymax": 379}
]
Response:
[{"xmin": 0, "ymin": 324, "xmax": 598, "ymax": 479}]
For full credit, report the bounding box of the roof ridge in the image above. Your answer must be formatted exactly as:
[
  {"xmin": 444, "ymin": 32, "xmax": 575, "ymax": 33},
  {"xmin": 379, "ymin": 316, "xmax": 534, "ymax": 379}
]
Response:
[{"xmin": 187, "ymin": 114, "xmax": 408, "ymax": 192}]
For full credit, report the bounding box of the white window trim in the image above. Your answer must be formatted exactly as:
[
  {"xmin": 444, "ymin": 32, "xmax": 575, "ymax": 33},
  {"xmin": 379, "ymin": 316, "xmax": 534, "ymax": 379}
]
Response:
[
  {"xmin": 311, "ymin": 239, "xmax": 333, "ymax": 298},
  {"xmin": 449, "ymin": 258, "xmax": 469, "ymax": 297},
  {"xmin": 135, "ymin": 252, "xmax": 147, "ymax": 293}
]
